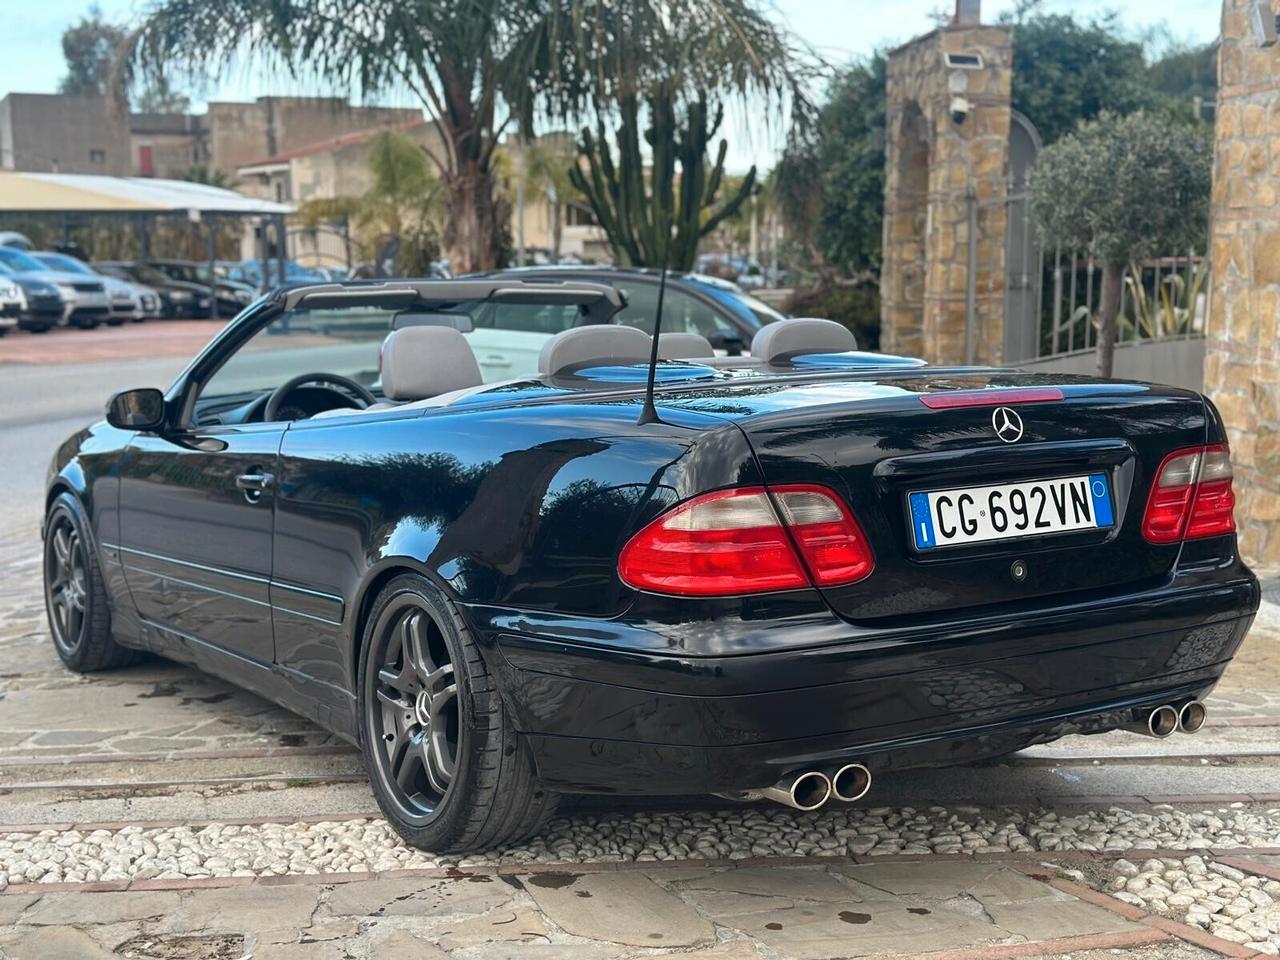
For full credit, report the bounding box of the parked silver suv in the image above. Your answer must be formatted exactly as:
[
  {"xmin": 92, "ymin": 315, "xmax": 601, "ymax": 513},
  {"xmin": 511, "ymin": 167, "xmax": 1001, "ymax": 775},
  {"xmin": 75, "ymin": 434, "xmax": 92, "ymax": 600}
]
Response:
[{"xmin": 0, "ymin": 247, "xmax": 110, "ymax": 329}]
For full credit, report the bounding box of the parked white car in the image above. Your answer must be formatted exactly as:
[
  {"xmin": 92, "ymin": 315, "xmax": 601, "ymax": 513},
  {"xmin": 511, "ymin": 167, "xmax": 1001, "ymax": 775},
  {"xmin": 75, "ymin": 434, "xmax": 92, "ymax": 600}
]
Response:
[{"xmin": 0, "ymin": 276, "xmax": 23, "ymax": 336}]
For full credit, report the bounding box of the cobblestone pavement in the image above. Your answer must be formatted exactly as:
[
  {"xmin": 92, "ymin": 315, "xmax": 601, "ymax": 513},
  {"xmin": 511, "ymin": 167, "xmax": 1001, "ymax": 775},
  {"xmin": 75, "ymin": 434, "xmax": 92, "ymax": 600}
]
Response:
[{"xmin": 5, "ymin": 524, "xmax": 1280, "ymax": 958}]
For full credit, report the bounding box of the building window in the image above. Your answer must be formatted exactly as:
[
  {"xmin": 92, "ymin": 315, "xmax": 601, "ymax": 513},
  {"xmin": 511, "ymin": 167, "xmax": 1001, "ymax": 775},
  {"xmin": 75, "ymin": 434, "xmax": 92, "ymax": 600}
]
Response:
[
  {"xmin": 89, "ymin": 149, "xmax": 106, "ymax": 164},
  {"xmin": 566, "ymin": 203, "xmax": 597, "ymax": 227}
]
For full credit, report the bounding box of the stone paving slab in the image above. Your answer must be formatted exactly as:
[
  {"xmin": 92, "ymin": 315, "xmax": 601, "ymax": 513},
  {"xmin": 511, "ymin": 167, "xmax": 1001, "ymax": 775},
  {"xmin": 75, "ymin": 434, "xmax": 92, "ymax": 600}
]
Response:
[
  {"xmin": 0, "ymin": 861, "xmax": 1171, "ymax": 960},
  {"xmin": 519, "ymin": 871, "xmax": 717, "ymax": 947}
]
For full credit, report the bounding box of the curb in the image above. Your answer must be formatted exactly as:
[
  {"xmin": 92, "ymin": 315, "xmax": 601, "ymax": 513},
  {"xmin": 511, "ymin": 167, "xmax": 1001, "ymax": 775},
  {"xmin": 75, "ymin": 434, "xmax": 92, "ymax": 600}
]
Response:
[
  {"xmin": 1008, "ymin": 863, "xmax": 1276, "ymax": 959},
  {"xmin": 880, "ymin": 929, "xmax": 1170, "ymax": 960}
]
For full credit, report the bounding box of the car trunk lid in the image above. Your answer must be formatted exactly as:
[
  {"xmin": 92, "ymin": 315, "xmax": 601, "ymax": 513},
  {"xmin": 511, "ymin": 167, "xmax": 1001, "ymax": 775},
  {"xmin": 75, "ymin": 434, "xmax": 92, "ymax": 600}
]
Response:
[{"xmin": 719, "ymin": 371, "xmax": 1207, "ymax": 624}]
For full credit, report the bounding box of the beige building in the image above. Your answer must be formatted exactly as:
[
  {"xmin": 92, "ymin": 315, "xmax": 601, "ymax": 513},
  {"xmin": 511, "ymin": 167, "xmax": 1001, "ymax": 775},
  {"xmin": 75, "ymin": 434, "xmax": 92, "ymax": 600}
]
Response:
[
  {"xmin": 0, "ymin": 93, "xmax": 131, "ymax": 174},
  {"xmin": 0, "ymin": 92, "xmax": 421, "ymax": 182},
  {"xmin": 237, "ymin": 124, "xmax": 607, "ymax": 268},
  {"xmin": 206, "ymin": 98, "xmax": 419, "ymax": 179},
  {"xmin": 237, "ymin": 119, "xmax": 445, "ymax": 205}
]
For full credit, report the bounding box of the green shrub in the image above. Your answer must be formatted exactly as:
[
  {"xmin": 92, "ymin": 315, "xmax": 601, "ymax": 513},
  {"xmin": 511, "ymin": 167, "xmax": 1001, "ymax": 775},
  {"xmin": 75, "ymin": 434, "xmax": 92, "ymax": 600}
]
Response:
[{"xmin": 785, "ymin": 284, "xmax": 881, "ymax": 351}]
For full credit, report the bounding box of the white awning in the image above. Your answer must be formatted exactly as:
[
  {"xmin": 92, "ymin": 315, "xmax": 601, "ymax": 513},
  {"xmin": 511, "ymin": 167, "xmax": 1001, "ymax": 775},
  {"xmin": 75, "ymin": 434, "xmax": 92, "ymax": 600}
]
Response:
[{"xmin": 0, "ymin": 172, "xmax": 293, "ymax": 216}]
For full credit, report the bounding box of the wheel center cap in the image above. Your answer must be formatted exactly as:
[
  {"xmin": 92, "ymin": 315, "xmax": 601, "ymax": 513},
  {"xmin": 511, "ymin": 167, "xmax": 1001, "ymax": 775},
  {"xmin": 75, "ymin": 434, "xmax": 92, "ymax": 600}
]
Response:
[{"xmin": 414, "ymin": 690, "xmax": 432, "ymax": 728}]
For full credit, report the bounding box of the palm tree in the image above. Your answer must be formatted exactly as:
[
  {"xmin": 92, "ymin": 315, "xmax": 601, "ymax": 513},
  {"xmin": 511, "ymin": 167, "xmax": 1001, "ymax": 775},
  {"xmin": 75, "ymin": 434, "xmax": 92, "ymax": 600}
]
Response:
[{"xmin": 122, "ymin": 1, "xmax": 811, "ymax": 274}]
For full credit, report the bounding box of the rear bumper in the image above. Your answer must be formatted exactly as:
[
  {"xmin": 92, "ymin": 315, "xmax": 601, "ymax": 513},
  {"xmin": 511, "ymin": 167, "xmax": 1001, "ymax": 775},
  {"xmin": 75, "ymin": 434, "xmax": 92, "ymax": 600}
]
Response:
[{"xmin": 476, "ymin": 565, "xmax": 1259, "ymax": 795}]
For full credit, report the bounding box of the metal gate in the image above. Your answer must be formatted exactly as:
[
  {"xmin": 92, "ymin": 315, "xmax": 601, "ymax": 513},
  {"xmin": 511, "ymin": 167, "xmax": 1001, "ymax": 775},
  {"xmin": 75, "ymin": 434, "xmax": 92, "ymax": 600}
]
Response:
[{"xmin": 1000, "ymin": 111, "xmax": 1044, "ymax": 364}]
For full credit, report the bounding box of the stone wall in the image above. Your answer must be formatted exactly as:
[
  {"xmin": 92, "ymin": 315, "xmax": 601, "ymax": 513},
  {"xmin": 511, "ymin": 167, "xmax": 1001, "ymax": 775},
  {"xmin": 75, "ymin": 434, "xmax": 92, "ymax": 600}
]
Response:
[
  {"xmin": 1204, "ymin": 0, "xmax": 1280, "ymax": 565},
  {"xmin": 0, "ymin": 94, "xmax": 130, "ymax": 175},
  {"xmin": 881, "ymin": 24, "xmax": 1013, "ymax": 364},
  {"xmin": 208, "ymin": 98, "xmax": 421, "ymax": 176}
]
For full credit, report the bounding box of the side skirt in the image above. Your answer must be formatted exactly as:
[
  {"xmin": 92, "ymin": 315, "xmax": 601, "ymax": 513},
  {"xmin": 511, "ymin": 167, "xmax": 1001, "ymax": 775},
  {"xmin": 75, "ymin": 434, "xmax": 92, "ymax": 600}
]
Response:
[{"xmin": 137, "ymin": 617, "xmax": 359, "ymax": 745}]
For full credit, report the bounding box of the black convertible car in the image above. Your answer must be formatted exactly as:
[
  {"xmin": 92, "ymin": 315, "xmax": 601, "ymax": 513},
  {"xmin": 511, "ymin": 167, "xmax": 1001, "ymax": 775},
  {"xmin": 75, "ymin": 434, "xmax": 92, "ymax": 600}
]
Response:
[{"xmin": 44, "ymin": 279, "xmax": 1257, "ymax": 852}]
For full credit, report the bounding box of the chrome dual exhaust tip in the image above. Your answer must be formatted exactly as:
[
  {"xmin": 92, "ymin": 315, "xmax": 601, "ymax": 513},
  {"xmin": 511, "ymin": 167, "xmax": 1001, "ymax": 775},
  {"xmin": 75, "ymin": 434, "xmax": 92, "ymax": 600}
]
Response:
[
  {"xmin": 1125, "ymin": 701, "xmax": 1206, "ymax": 738},
  {"xmin": 830, "ymin": 762, "xmax": 872, "ymax": 803},
  {"xmin": 1179, "ymin": 700, "xmax": 1207, "ymax": 734},
  {"xmin": 759, "ymin": 770, "xmax": 832, "ymax": 811},
  {"xmin": 1147, "ymin": 704, "xmax": 1180, "ymax": 738}
]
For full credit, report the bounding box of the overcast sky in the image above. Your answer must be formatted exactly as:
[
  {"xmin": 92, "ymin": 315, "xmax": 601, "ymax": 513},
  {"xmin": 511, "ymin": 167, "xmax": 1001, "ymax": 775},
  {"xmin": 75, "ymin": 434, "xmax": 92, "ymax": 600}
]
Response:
[{"xmin": 2, "ymin": 0, "xmax": 1223, "ymax": 170}]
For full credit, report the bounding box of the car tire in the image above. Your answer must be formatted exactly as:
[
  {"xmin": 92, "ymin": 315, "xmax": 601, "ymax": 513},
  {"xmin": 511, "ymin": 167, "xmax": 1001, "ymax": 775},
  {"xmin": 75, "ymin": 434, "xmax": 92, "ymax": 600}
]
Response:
[
  {"xmin": 357, "ymin": 573, "xmax": 558, "ymax": 852},
  {"xmin": 43, "ymin": 493, "xmax": 140, "ymax": 672},
  {"xmin": 29, "ymin": 325, "xmax": 51, "ymax": 334},
  {"xmin": 106, "ymin": 318, "xmax": 126, "ymax": 327}
]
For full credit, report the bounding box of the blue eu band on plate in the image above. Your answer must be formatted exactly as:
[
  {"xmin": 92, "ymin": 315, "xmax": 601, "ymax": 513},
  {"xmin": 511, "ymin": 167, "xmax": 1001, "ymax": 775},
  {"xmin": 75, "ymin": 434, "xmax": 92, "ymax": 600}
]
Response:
[{"xmin": 910, "ymin": 473, "xmax": 1114, "ymax": 550}]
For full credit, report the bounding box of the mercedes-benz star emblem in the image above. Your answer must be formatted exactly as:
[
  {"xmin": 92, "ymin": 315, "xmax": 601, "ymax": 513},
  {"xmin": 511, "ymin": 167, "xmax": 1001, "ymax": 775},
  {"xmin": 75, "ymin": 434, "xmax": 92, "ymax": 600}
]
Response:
[{"xmin": 992, "ymin": 406, "xmax": 1024, "ymax": 443}]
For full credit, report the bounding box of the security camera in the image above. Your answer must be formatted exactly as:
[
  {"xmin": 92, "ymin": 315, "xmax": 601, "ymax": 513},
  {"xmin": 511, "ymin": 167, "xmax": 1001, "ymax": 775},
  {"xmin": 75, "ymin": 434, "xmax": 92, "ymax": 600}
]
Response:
[{"xmin": 951, "ymin": 96, "xmax": 972, "ymax": 125}]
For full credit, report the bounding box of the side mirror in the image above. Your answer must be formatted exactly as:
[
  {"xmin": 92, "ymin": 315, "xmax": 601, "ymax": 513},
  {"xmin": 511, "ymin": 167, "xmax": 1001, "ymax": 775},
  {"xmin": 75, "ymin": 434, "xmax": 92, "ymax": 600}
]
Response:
[{"xmin": 106, "ymin": 388, "xmax": 166, "ymax": 431}]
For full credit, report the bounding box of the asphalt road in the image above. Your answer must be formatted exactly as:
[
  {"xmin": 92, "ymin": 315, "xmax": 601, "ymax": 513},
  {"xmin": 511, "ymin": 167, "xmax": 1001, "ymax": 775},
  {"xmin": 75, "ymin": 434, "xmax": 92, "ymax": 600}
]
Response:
[{"xmin": 0, "ymin": 354, "xmax": 188, "ymax": 537}]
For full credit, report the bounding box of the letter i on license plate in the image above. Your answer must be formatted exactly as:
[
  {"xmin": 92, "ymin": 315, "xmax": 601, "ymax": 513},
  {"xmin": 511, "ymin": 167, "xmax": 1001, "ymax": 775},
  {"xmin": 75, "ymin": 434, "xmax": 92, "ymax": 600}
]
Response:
[{"xmin": 909, "ymin": 474, "xmax": 1114, "ymax": 550}]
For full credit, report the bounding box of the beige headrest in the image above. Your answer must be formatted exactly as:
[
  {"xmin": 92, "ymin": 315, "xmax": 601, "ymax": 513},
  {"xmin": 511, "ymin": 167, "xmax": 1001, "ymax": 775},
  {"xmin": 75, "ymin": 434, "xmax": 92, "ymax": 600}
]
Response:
[
  {"xmin": 538, "ymin": 324, "xmax": 652, "ymax": 375},
  {"xmin": 750, "ymin": 318, "xmax": 856, "ymax": 364},
  {"xmin": 380, "ymin": 326, "xmax": 483, "ymax": 401},
  {"xmin": 658, "ymin": 332, "xmax": 715, "ymax": 360}
]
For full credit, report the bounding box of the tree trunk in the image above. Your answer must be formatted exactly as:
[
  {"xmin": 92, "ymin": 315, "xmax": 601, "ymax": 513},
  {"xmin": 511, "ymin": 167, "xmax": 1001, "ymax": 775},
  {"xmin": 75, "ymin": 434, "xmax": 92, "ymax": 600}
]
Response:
[
  {"xmin": 551, "ymin": 202, "xmax": 563, "ymax": 261},
  {"xmin": 441, "ymin": 155, "xmax": 501, "ymax": 274},
  {"xmin": 1096, "ymin": 262, "xmax": 1123, "ymax": 379}
]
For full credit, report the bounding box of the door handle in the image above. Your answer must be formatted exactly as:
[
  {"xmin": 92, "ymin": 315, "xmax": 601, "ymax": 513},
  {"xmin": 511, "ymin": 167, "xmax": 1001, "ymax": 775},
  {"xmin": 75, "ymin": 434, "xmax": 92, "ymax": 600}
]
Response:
[{"xmin": 235, "ymin": 471, "xmax": 274, "ymax": 503}]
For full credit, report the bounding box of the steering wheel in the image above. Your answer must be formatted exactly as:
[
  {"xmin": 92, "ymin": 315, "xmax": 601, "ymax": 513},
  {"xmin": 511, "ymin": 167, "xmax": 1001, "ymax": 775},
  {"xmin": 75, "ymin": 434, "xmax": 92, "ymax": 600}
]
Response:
[{"xmin": 263, "ymin": 372, "xmax": 377, "ymax": 422}]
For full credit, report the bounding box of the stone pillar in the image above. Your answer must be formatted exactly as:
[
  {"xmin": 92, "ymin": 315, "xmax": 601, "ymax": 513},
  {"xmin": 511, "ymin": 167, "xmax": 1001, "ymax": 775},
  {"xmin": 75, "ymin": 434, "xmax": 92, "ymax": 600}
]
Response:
[
  {"xmin": 881, "ymin": 22, "xmax": 1012, "ymax": 365},
  {"xmin": 1204, "ymin": 0, "xmax": 1280, "ymax": 565}
]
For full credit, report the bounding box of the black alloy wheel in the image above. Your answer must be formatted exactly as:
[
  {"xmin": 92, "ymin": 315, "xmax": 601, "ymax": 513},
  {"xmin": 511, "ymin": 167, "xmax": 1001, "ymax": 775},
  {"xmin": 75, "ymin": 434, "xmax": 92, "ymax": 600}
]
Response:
[
  {"xmin": 44, "ymin": 511, "xmax": 88, "ymax": 658},
  {"xmin": 369, "ymin": 598, "xmax": 461, "ymax": 819},
  {"xmin": 42, "ymin": 493, "xmax": 138, "ymax": 672},
  {"xmin": 358, "ymin": 574, "xmax": 558, "ymax": 852}
]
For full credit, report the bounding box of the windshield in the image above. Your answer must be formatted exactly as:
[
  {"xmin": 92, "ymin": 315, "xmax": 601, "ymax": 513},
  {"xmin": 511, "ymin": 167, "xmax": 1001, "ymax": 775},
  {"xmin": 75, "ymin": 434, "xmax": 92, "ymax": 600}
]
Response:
[
  {"xmin": 33, "ymin": 253, "xmax": 95, "ymax": 276},
  {"xmin": 157, "ymin": 262, "xmax": 214, "ymax": 283},
  {"xmin": 0, "ymin": 247, "xmax": 47, "ymax": 272},
  {"xmin": 126, "ymin": 264, "xmax": 175, "ymax": 286},
  {"xmin": 692, "ymin": 282, "xmax": 786, "ymax": 330},
  {"xmin": 199, "ymin": 306, "xmax": 395, "ymax": 405}
]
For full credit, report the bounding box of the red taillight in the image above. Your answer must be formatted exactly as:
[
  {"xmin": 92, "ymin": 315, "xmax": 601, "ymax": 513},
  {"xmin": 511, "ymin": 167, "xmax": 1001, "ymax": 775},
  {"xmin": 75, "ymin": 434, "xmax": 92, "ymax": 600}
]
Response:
[
  {"xmin": 1142, "ymin": 444, "xmax": 1236, "ymax": 544},
  {"xmin": 618, "ymin": 485, "xmax": 874, "ymax": 597}
]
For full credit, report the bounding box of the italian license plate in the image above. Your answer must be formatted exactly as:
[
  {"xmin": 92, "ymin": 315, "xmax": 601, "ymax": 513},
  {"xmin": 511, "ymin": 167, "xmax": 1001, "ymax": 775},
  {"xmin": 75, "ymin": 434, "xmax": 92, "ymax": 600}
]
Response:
[{"xmin": 909, "ymin": 474, "xmax": 1114, "ymax": 550}]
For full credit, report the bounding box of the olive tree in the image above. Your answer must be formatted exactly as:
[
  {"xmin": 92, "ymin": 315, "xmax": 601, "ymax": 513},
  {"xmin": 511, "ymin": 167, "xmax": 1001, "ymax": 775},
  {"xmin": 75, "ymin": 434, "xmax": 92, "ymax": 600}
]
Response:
[{"xmin": 1029, "ymin": 111, "xmax": 1211, "ymax": 378}]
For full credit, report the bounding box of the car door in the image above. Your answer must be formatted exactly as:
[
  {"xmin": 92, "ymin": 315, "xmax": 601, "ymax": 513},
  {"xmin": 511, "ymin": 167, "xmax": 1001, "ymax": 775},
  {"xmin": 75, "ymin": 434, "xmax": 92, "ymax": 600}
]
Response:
[
  {"xmin": 116, "ymin": 421, "xmax": 283, "ymax": 665},
  {"xmin": 464, "ymin": 300, "xmax": 583, "ymax": 380},
  {"xmin": 608, "ymin": 278, "xmax": 748, "ymax": 353}
]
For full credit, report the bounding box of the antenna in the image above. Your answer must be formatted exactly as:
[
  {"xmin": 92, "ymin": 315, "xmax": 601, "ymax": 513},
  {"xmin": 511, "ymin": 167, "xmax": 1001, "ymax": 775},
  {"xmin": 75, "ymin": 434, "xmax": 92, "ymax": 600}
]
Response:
[{"xmin": 636, "ymin": 250, "xmax": 670, "ymax": 426}]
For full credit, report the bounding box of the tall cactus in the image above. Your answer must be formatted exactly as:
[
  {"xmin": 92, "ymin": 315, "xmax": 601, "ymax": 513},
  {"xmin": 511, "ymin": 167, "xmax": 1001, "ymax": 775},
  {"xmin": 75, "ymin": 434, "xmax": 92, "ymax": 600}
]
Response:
[{"xmin": 569, "ymin": 85, "xmax": 757, "ymax": 271}]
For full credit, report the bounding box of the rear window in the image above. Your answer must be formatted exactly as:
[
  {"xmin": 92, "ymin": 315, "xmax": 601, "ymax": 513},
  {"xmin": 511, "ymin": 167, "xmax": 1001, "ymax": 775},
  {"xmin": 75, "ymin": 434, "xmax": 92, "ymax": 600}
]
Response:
[{"xmin": 468, "ymin": 301, "xmax": 581, "ymax": 334}]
